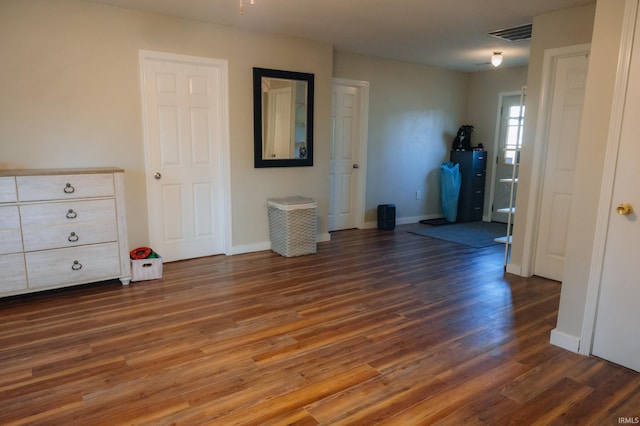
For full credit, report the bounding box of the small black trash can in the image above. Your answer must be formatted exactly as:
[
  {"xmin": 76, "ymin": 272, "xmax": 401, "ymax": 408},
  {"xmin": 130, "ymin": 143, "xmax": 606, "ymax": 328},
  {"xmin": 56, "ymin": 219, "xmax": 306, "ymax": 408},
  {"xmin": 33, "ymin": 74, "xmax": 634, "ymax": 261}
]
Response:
[{"xmin": 377, "ymin": 204, "xmax": 396, "ymax": 230}]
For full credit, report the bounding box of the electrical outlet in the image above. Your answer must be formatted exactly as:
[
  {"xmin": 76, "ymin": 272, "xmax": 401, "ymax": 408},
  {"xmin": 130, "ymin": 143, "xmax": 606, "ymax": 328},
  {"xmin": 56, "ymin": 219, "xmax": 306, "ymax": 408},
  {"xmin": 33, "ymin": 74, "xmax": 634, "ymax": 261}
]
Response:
[{"xmin": 416, "ymin": 190, "xmax": 421, "ymax": 200}]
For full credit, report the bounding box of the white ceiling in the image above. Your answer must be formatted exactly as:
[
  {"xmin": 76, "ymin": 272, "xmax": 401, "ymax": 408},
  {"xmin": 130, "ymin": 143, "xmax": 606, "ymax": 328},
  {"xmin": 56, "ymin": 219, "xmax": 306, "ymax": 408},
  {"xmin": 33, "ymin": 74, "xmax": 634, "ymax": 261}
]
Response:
[{"xmin": 89, "ymin": 0, "xmax": 595, "ymax": 72}]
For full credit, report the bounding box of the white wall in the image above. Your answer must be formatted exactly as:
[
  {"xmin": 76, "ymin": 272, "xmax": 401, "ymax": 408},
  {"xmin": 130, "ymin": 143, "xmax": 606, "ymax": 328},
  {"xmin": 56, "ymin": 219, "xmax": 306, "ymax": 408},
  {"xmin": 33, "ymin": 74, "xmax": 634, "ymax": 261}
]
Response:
[
  {"xmin": 467, "ymin": 66, "xmax": 529, "ymax": 219},
  {"xmin": 333, "ymin": 52, "xmax": 469, "ymax": 224},
  {"xmin": 0, "ymin": 0, "xmax": 538, "ymax": 255},
  {"xmin": 555, "ymin": 0, "xmax": 627, "ymax": 344},
  {"xmin": 0, "ymin": 0, "xmax": 333, "ymax": 252},
  {"xmin": 509, "ymin": 3, "xmax": 597, "ymax": 273}
]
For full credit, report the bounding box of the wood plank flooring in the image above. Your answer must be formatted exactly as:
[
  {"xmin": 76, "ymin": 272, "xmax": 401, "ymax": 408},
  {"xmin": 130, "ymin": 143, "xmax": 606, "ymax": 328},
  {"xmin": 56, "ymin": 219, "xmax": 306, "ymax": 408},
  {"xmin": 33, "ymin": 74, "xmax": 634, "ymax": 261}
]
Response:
[{"xmin": 1, "ymin": 224, "xmax": 639, "ymax": 425}]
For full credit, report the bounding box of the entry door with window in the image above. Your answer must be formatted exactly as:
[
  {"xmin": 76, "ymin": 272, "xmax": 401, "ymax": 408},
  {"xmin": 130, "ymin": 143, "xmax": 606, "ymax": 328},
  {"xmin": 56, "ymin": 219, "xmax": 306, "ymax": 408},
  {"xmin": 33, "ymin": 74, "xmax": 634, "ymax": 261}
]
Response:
[
  {"xmin": 493, "ymin": 94, "xmax": 525, "ymax": 223},
  {"xmin": 140, "ymin": 51, "xmax": 229, "ymax": 262}
]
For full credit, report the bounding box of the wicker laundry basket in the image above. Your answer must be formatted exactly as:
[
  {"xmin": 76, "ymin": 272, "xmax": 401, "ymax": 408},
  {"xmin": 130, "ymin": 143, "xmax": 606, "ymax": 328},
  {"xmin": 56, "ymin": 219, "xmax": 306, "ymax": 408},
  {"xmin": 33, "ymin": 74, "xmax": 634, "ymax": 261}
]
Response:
[{"xmin": 267, "ymin": 196, "xmax": 317, "ymax": 257}]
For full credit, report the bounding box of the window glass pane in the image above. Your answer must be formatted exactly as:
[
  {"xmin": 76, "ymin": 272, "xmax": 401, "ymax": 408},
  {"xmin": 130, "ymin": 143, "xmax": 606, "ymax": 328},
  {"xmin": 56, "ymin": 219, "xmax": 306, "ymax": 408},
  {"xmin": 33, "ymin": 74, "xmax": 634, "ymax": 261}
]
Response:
[
  {"xmin": 502, "ymin": 102, "xmax": 525, "ymax": 164},
  {"xmin": 507, "ymin": 127, "xmax": 520, "ymax": 145},
  {"xmin": 509, "ymin": 105, "xmax": 525, "ymax": 118}
]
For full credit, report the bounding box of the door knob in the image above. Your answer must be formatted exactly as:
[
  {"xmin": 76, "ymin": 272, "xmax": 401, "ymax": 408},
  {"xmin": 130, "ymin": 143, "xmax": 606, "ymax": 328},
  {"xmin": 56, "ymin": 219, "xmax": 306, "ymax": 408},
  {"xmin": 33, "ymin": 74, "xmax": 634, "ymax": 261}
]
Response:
[
  {"xmin": 353, "ymin": 164, "xmax": 359, "ymax": 169},
  {"xmin": 154, "ymin": 172, "xmax": 162, "ymax": 180},
  {"xmin": 616, "ymin": 202, "xmax": 633, "ymax": 216}
]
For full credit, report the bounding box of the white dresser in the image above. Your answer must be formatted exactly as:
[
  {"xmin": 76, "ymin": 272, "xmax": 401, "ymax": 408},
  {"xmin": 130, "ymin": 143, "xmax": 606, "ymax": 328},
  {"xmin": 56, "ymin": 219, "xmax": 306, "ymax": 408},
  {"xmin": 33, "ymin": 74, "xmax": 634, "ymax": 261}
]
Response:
[{"xmin": 0, "ymin": 168, "xmax": 131, "ymax": 297}]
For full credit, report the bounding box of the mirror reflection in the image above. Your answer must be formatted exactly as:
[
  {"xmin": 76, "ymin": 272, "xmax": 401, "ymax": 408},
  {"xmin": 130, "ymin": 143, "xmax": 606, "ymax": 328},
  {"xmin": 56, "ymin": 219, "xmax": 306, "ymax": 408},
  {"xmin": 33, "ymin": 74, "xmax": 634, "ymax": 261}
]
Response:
[{"xmin": 253, "ymin": 68, "xmax": 314, "ymax": 167}]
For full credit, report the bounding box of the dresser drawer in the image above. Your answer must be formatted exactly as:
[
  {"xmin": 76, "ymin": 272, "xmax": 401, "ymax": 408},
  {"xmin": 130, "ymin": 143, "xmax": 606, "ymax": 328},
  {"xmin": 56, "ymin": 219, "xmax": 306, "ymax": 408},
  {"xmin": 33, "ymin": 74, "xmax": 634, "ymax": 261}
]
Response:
[
  {"xmin": 471, "ymin": 191, "xmax": 485, "ymax": 207},
  {"xmin": 468, "ymin": 206, "xmax": 483, "ymax": 221},
  {"xmin": 472, "ymin": 152, "xmax": 487, "ymax": 171},
  {"xmin": 20, "ymin": 199, "xmax": 118, "ymax": 251},
  {"xmin": 25, "ymin": 243, "xmax": 121, "ymax": 289},
  {"xmin": 0, "ymin": 206, "xmax": 23, "ymax": 255},
  {"xmin": 17, "ymin": 173, "xmax": 115, "ymax": 202},
  {"xmin": 471, "ymin": 171, "xmax": 486, "ymax": 182},
  {"xmin": 0, "ymin": 254, "xmax": 28, "ymax": 292},
  {"xmin": 0, "ymin": 177, "xmax": 17, "ymax": 203}
]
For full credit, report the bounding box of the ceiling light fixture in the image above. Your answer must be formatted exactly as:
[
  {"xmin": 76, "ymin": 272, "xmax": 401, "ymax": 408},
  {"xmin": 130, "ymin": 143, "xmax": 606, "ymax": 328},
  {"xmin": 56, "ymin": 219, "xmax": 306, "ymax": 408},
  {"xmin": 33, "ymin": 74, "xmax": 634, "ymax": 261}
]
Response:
[
  {"xmin": 240, "ymin": 0, "xmax": 255, "ymax": 13},
  {"xmin": 491, "ymin": 52, "xmax": 503, "ymax": 67}
]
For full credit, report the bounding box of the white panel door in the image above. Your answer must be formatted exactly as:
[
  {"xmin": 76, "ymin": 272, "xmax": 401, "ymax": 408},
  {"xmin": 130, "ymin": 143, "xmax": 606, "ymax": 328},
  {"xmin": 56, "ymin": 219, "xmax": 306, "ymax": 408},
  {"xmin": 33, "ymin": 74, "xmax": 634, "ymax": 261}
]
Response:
[
  {"xmin": 534, "ymin": 53, "xmax": 589, "ymax": 281},
  {"xmin": 329, "ymin": 84, "xmax": 361, "ymax": 231},
  {"xmin": 592, "ymin": 7, "xmax": 640, "ymax": 372},
  {"xmin": 265, "ymin": 87, "xmax": 294, "ymax": 159},
  {"xmin": 141, "ymin": 52, "xmax": 227, "ymax": 262}
]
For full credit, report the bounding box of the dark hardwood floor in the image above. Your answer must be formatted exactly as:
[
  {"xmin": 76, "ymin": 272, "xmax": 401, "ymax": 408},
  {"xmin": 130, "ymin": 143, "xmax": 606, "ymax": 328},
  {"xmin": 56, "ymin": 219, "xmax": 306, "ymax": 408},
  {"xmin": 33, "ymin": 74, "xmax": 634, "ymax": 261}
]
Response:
[{"xmin": 1, "ymin": 224, "xmax": 639, "ymax": 425}]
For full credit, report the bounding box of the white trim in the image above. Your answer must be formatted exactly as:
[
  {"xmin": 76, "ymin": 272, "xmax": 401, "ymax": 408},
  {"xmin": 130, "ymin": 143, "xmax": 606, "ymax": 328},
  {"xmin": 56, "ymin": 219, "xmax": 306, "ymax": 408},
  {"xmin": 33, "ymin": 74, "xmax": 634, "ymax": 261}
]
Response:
[
  {"xmin": 363, "ymin": 221, "xmax": 378, "ymax": 229},
  {"xmin": 520, "ymin": 43, "xmax": 591, "ymax": 277},
  {"xmin": 487, "ymin": 90, "xmax": 522, "ymax": 223},
  {"xmin": 580, "ymin": 0, "xmax": 639, "ymax": 356},
  {"xmin": 505, "ymin": 263, "xmax": 522, "ymax": 275},
  {"xmin": 550, "ymin": 328, "xmax": 581, "ymax": 353},
  {"xmin": 332, "ymin": 78, "xmax": 370, "ymax": 230},
  {"xmin": 364, "ymin": 214, "xmax": 442, "ymax": 229},
  {"xmin": 230, "ymin": 232, "xmax": 331, "ymax": 255},
  {"xmin": 396, "ymin": 215, "xmax": 429, "ymax": 225},
  {"xmin": 230, "ymin": 241, "xmax": 271, "ymax": 255},
  {"xmin": 317, "ymin": 233, "xmax": 331, "ymax": 243},
  {"xmin": 138, "ymin": 50, "xmax": 233, "ymax": 256}
]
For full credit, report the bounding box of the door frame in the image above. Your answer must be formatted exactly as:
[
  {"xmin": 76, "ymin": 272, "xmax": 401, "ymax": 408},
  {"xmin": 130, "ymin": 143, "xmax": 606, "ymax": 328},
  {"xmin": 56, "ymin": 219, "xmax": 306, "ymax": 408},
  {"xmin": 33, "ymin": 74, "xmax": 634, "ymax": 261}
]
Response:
[
  {"xmin": 331, "ymin": 78, "xmax": 370, "ymax": 230},
  {"xmin": 138, "ymin": 50, "xmax": 232, "ymax": 256},
  {"xmin": 579, "ymin": 0, "xmax": 638, "ymax": 356},
  {"xmin": 487, "ymin": 90, "xmax": 523, "ymax": 223},
  {"xmin": 517, "ymin": 43, "xmax": 591, "ymax": 277}
]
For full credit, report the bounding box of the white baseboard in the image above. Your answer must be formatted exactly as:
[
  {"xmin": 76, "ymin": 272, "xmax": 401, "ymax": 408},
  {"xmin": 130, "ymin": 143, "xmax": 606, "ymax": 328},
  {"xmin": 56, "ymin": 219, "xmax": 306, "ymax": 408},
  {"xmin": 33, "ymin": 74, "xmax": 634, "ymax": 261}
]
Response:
[
  {"xmin": 317, "ymin": 232, "xmax": 331, "ymax": 243},
  {"xmin": 397, "ymin": 215, "xmax": 430, "ymax": 225},
  {"xmin": 505, "ymin": 263, "xmax": 523, "ymax": 276},
  {"xmin": 550, "ymin": 328, "xmax": 581, "ymax": 353},
  {"xmin": 364, "ymin": 214, "xmax": 444, "ymax": 229},
  {"xmin": 230, "ymin": 232, "xmax": 331, "ymax": 255},
  {"xmin": 229, "ymin": 241, "xmax": 271, "ymax": 255}
]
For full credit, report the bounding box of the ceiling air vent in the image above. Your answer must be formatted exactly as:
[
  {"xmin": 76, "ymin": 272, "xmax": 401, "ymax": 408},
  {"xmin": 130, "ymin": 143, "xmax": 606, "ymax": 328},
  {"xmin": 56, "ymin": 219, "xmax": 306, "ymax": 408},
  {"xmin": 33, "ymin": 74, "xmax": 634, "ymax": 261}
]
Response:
[{"xmin": 488, "ymin": 23, "xmax": 532, "ymax": 42}]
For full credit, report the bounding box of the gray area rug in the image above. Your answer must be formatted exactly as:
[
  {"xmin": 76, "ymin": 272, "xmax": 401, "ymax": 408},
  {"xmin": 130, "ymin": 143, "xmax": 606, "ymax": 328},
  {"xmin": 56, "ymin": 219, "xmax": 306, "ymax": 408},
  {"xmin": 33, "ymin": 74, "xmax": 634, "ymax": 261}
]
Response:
[{"xmin": 409, "ymin": 221, "xmax": 507, "ymax": 248}]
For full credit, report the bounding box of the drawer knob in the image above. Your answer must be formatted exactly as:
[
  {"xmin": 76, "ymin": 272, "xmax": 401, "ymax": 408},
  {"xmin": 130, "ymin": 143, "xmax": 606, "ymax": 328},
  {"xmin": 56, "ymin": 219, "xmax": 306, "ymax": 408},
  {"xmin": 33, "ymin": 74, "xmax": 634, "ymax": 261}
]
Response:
[
  {"xmin": 66, "ymin": 209, "xmax": 78, "ymax": 219},
  {"xmin": 64, "ymin": 183, "xmax": 75, "ymax": 194},
  {"xmin": 71, "ymin": 260, "xmax": 83, "ymax": 271},
  {"xmin": 68, "ymin": 232, "xmax": 79, "ymax": 242}
]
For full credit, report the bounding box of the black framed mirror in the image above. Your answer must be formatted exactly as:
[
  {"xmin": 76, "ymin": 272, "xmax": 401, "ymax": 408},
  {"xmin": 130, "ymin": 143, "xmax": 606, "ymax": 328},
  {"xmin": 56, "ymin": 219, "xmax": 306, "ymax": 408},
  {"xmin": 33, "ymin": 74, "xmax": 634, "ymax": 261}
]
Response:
[{"xmin": 253, "ymin": 67, "xmax": 314, "ymax": 167}]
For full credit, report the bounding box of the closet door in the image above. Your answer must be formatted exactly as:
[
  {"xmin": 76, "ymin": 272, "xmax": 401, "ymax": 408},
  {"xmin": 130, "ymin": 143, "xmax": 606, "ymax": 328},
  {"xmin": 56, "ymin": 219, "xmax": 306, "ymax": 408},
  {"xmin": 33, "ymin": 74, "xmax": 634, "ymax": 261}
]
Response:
[{"xmin": 591, "ymin": 4, "xmax": 640, "ymax": 373}]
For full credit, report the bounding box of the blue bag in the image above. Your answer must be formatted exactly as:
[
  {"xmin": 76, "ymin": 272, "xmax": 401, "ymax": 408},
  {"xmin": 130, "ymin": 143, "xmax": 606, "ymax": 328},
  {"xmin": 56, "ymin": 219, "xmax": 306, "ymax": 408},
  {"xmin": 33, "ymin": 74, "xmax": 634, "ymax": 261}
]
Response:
[{"xmin": 440, "ymin": 162, "xmax": 461, "ymax": 222}]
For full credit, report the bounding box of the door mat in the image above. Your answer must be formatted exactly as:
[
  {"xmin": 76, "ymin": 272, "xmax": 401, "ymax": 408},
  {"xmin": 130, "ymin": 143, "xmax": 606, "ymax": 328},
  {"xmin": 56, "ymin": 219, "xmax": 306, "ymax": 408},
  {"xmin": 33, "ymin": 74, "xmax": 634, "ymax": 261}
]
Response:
[
  {"xmin": 409, "ymin": 221, "xmax": 507, "ymax": 248},
  {"xmin": 419, "ymin": 218, "xmax": 454, "ymax": 226}
]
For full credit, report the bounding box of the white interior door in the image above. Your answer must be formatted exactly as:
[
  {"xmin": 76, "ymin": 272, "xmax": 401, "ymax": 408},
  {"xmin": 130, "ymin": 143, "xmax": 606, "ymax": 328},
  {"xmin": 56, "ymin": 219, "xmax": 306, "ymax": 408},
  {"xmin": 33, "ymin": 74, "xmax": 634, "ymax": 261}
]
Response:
[
  {"xmin": 265, "ymin": 87, "xmax": 293, "ymax": 159},
  {"xmin": 140, "ymin": 51, "xmax": 228, "ymax": 262},
  {"xmin": 330, "ymin": 81, "xmax": 367, "ymax": 231},
  {"xmin": 534, "ymin": 51, "xmax": 589, "ymax": 281},
  {"xmin": 592, "ymin": 7, "xmax": 640, "ymax": 372}
]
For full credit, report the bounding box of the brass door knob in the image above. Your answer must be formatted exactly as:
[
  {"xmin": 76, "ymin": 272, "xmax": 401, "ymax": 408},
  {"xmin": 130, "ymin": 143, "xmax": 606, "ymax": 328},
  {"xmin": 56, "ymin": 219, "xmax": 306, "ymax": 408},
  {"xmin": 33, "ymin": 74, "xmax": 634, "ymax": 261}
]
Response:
[{"xmin": 616, "ymin": 202, "xmax": 633, "ymax": 216}]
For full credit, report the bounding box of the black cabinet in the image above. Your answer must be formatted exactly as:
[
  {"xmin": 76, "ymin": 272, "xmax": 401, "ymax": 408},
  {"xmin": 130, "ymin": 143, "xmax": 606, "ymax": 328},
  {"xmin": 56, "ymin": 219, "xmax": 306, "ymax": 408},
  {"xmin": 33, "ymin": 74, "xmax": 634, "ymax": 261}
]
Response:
[{"xmin": 450, "ymin": 150, "xmax": 487, "ymax": 222}]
